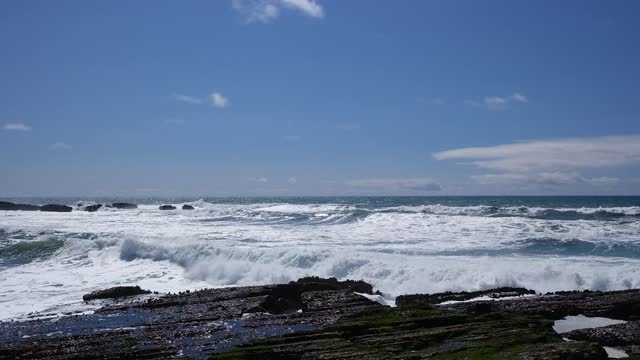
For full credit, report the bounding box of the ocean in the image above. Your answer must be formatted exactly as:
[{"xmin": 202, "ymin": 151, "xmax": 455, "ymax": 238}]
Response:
[{"xmin": 1, "ymin": 196, "xmax": 639, "ymax": 320}]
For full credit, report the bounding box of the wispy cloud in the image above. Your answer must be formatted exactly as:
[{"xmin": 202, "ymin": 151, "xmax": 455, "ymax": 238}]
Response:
[
  {"xmin": 288, "ymin": 177, "xmax": 297, "ymax": 184},
  {"xmin": 337, "ymin": 123, "xmax": 359, "ymax": 131},
  {"xmin": 232, "ymin": 0, "xmax": 323, "ymax": 23},
  {"xmin": 211, "ymin": 92, "xmax": 229, "ymax": 108},
  {"xmin": 3, "ymin": 123, "xmax": 31, "ymax": 131},
  {"xmin": 52, "ymin": 142, "xmax": 72, "ymax": 150},
  {"xmin": 173, "ymin": 93, "xmax": 202, "ymax": 104},
  {"xmin": 281, "ymin": 0, "xmax": 324, "ymax": 18},
  {"xmin": 470, "ymin": 172, "xmax": 619, "ymax": 186},
  {"xmin": 348, "ymin": 178, "xmax": 441, "ymax": 191},
  {"xmin": 249, "ymin": 176, "xmax": 268, "ymax": 183},
  {"xmin": 465, "ymin": 92, "xmax": 528, "ymax": 110},
  {"xmin": 232, "ymin": 0, "xmax": 279, "ymax": 23},
  {"xmin": 434, "ymin": 135, "xmax": 640, "ymax": 187},
  {"xmin": 434, "ymin": 135, "xmax": 640, "ymax": 172}
]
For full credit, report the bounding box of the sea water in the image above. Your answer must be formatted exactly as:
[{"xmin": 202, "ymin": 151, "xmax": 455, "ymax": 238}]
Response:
[{"xmin": 1, "ymin": 196, "xmax": 639, "ymax": 319}]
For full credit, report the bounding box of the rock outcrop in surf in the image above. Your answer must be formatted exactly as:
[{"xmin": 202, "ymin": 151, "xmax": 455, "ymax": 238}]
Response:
[
  {"xmin": 111, "ymin": 202, "xmax": 138, "ymax": 209},
  {"xmin": 0, "ymin": 201, "xmax": 40, "ymax": 211},
  {"xmin": 40, "ymin": 204, "xmax": 73, "ymax": 212},
  {"xmin": 82, "ymin": 285, "xmax": 151, "ymax": 301}
]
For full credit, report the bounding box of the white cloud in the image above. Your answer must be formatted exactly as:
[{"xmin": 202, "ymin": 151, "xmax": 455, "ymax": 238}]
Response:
[
  {"xmin": 173, "ymin": 93, "xmax": 202, "ymax": 104},
  {"xmin": 211, "ymin": 92, "xmax": 229, "ymax": 108},
  {"xmin": 232, "ymin": 0, "xmax": 280, "ymax": 23},
  {"xmin": 434, "ymin": 135, "xmax": 640, "ymax": 172},
  {"xmin": 484, "ymin": 96, "xmax": 507, "ymax": 108},
  {"xmin": 232, "ymin": 0, "xmax": 323, "ymax": 23},
  {"xmin": 288, "ymin": 177, "xmax": 297, "ymax": 184},
  {"xmin": 348, "ymin": 178, "xmax": 441, "ymax": 191},
  {"xmin": 52, "ymin": 142, "xmax": 72, "ymax": 150},
  {"xmin": 510, "ymin": 92, "xmax": 528, "ymax": 103},
  {"xmin": 281, "ymin": 0, "xmax": 324, "ymax": 18},
  {"xmin": 434, "ymin": 135, "xmax": 640, "ymax": 188},
  {"xmin": 249, "ymin": 176, "xmax": 268, "ymax": 183},
  {"xmin": 3, "ymin": 123, "xmax": 31, "ymax": 131},
  {"xmin": 465, "ymin": 92, "xmax": 528, "ymax": 110}
]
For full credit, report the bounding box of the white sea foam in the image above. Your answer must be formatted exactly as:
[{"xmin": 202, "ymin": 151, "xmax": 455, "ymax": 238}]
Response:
[{"xmin": 1, "ymin": 200, "xmax": 640, "ymax": 320}]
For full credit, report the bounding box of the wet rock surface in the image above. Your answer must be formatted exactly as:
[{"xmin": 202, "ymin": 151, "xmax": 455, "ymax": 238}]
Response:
[
  {"xmin": 40, "ymin": 204, "xmax": 73, "ymax": 212},
  {"xmin": 82, "ymin": 285, "xmax": 151, "ymax": 301},
  {"xmin": 182, "ymin": 204, "xmax": 195, "ymax": 210},
  {"xmin": 447, "ymin": 289, "xmax": 640, "ymax": 321},
  {"xmin": 0, "ymin": 201, "xmax": 40, "ymax": 211},
  {"xmin": 396, "ymin": 286, "xmax": 535, "ymax": 306},
  {"xmin": 565, "ymin": 321, "xmax": 640, "ymax": 356},
  {"xmin": 82, "ymin": 203, "xmax": 102, "ymax": 212},
  {"xmin": 0, "ymin": 277, "xmax": 378, "ymax": 359},
  {"xmin": 1, "ymin": 279, "xmax": 639, "ymax": 359},
  {"xmin": 111, "ymin": 202, "xmax": 138, "ymax": 209},
  {"xmin": 159, "ymin": 204, "xmax": 177, "ymax": 210}
]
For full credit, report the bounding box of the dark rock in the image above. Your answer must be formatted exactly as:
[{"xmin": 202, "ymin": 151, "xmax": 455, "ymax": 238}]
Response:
[
  {"xmin": 2, "ymin": 279, "xmax": 636, "ymax": 359},
  {"xmin": 159, "ymin": 205, "xmax": 176, "ymax": 210},
  {"xmin": 82, "ymin": 286, "xmax": 151, "ymax": 301},
  {"xmin": 40, "ymin": 204, "xmax": 73, "ymax": 212},
  {"xmin": 447, "ymin": 289, "xmax": 640, "ymax": 321},
  {"xmin": 396, "ymin": 286, "xmax": 536, "ymax": 306},
  {"xmin": 294, "ymin": 276, "xmax": 374, "ymax": 294},
  {"xmin": 220, "ymin": 302, "xmax": 608, "ymax": 360},
  {"xmin": 0, "ymin": 278, "xmax": 380, "ymax": 359},
  {"xmin": 182, "ymin": 204, "xmax": 195, "ymax": 210},
  {"xmin": 566, "ymin": 321, "xmax": 640, "ymax": 356},
  {"xmin": 111, "ymin": 202, "xmax": 138, "ymax": 209},
  {"xmin": 0, "ymin": 201, "xmax": 40, "ymax": 211},
  {"xmin": 83, "ymin": 204, "xmax": 102, "ymax": 212}
]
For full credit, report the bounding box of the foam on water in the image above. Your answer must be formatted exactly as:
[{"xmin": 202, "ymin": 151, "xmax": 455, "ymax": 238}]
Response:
[{"xmin": 1, "ymin": 197, "xmax": 640, "ymax": 320}]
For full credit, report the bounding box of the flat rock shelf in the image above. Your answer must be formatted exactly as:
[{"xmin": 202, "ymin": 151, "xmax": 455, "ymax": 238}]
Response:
[{"xmin": 1, "ymin": 277, "xmax": 640, "ymax": 359}]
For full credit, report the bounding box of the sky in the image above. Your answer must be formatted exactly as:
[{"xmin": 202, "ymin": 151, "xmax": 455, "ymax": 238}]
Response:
[{"xmin": 1, "ymin": 0, "xmax": 640, "ymax": 196}]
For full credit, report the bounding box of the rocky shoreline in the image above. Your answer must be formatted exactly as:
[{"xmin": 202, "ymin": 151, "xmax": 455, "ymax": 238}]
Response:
[
  {"xmin": 0, "ymin": 201, "xmax": 193, "ymax": 212},
  {"xmin": 1, "ymin": 277, "xmax": 639, "ymax": 359}
]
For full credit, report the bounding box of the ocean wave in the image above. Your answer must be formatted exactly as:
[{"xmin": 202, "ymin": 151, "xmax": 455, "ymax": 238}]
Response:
[
  {"xmin": 0, "ymin": 238, "xmax": 65, "ymax": 266},
  {"xmin": 117, "ymin": 239, "xmax": 640, "ymax": 295},
  {"xmin": 377, "ymin": 204, "xmax": 640, "ymax": 220},
  {"xmin": 432, "ymin": 238, "xmax": 640, "ymax": 258}
]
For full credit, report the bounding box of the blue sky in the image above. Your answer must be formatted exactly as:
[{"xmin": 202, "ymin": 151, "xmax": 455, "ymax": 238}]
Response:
[{"xmin": 1, "ymin": 0, "xmax": 640, "ymax": 196}]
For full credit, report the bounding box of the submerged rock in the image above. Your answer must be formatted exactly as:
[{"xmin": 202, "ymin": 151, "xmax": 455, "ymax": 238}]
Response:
[
  {"xmin": 111, "ymin": 202, "xmax": 138, "ymax": 209},
  {"xmin": 182, "ymin": 204, "xmax": 195, "ymax": 210},
  {"xmin": 82, "ymin": 286, "xmax": 151, "ymax": 301},
  {"xmin": 40, "ymin": 204, "xmax": 72, "ymax": 212},
  {"xmin": 159, "ymin": 205, "xmax": 176, "ymax": 210},
  {"xmin": 0, "ymin": 201, "xmax": 40, "ymax": 211}
]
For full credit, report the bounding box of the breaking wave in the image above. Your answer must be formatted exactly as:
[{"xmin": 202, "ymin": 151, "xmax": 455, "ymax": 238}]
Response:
[{"xmin": 1, "ymin": 196, "xmax": 640, "ymax": 319}]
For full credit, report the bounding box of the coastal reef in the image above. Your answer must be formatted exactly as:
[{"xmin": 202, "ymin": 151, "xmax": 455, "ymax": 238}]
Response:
[{"xmin": 1, "ymin": 277, "xmax": 639, "ymax": 359}]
